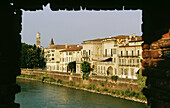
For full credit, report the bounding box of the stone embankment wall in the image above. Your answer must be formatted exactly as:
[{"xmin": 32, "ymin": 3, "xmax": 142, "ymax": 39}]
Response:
[{"xmin": 21, "ymin": 69, "xmax": 140, "ymax": 92}]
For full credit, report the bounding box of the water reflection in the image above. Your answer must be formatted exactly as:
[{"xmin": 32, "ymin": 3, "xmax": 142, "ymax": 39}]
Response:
[{"xmin": 15, "ymin": 79, "xmax": 146, "ymax": 108}]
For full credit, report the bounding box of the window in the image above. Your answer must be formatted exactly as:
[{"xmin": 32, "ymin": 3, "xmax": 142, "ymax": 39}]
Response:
[
  {"xmin": 105, "ymin": 49, "xmax": 107, "ymax": 56},
  {"xmin": 122, "ymin": 59, "xmax": 124, "ymax": 64},
  {"xmin": 51, "ymin": 50, "xmax": 55, "ymax": 52},
  {"xmin": 133, "ymin": 59, "xmax": 134, "ymax": 64},
  {"xmin": 126, "ymin": 51, "xmax": 128, "ymax": 56},
  {"xmin": 121, "ymin": 51, "xmax": 123, "ymax": 56},
  {"xmin": 137, "ymin": 50, "xmax": 140, "ymax": 56},
  {"xmin": 111, "ymin": 49, "xmax": 113, "ymax": 56},
  {"xmin": 132, "ymin": 51, "xmax": 134, "ymax": 56},
  {"xmin": 83, "ymin": 50, "xmax": 86, "ymax": 55},
  {"xmin": 124, "ymin": 69, "xmax": 128, "ymax": 75},
  {"xmin": 119, "ymin": 59, "xmax": 121, "ymax": 64},
  {"xmin": 89, "ymin": 50, "xmax": 91, "ymax": 55},
  {"xmin": 137, "ymin": 59, "xmax": 139, "ymax": 63},
  {"xmin": 69, "ymin": 52, "xmax": 72, "ymax": 55},
  {"xmin": 52, "ymin": 58, "xmax": 54, "ymax": 60},
  {"xmin": 121, "ymin": 69, "xmax": 123, "ymax": 75},
  {"xmin": 115, "ymin": 68, "xmax": 117, "ymax": 75},
  {"xmin": 52, "ymin": 54, "xmax": 54, "ymax": 56},
  {"xmin": 113, "ymin": 49, "xmax": 116, "ymax": 54},
  {"xmin": 114, "ymin": 58, "xmax": 116, "ymax": 63}
]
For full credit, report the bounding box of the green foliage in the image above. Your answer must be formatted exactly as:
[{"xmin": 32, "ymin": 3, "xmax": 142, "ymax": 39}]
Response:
[
  {"xmin": 69, "ymin": 81, "xmax": 75, "ymax": 86},
  {"xmin": 87, "ymin": 84, "xmax": 96, "ymax": 90},
  {"xmin": 105, "ymin": 77, "xmax": 108, "ymax": 84},
  {"xmin": 81, "ymin": 61, "xmax": 92, "ymax": 73},
  {"xmin": 111, "ymin": 76, "xmax": 118, "ymax": 82},
  {"xmin": 68, "ymin": 61, "xmax": 76, "ymax": 72},
  {"xmin": 128, "ymin": 91, "xmax": 136, "ymax": 97},
  {"xmin": 100, "ymin": 82, "xmax": 104, "ymax": 87},
  {"xmin": 82, "ymin": 73, "xmax": 89, "ymax": 80},
  {"xmin": 124, "ymin": 89, "xmax": 130, "ymax": 97},
  {"xmin": 20, "ymin": 43, "xmax": 46, "ymax": 68},
  {"xmin": 96, "ymin": 87, "xmax": 100, "ymax": 91},
  {"xmin": 44, "ymin": 77, "xmax": 56, "ymax": 82},
  {"xmin": 57, "ymin": 79, "xmax": 62, "ymax": 84},
  {"xmin": 137, "ymin": 67, "xmax": 147, "ymax": 92}
]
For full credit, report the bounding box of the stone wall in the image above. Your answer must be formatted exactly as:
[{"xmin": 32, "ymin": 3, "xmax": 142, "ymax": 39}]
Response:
[
  {"xmin": 142, "ymin": 30, "xmax": 170, "ymax": 108},
  {"xmin": 21, "ymin": 69, "xmax": 140, "ymax": 92}
]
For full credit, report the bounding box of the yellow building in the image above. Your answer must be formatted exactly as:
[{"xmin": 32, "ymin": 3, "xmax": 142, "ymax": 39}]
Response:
[
  {"xmin": 118, "ymin": 36, "xmax": 143, "ymax": 79},
  {"xmin": 59, "ymin": 45, "xmax": 82, "ymax": 73}
]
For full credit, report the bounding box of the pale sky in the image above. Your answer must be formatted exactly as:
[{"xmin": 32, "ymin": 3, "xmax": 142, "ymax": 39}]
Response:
[{"xmin": 21, "ymin": 4, "xmax": 142, "ymax": 47}]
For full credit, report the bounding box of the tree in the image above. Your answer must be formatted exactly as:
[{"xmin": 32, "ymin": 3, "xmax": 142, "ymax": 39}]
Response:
[
  {"xmin": 137, "ymin": 67, "xmax": 147, "ymax": 92},
  {"xmin": 81, "ymin": 61, "xmax": 92, "ymax": 73},
  {"xmin": 20, "ymin": 43, "xmax": 45, "ymax": 69},
  {"xmin": 81, "ymin": 61, "xmax": 93, "ymax": 80},
  {"xmin": 68, "ymin": 61, "xmax": 76, "ymax": 73}
]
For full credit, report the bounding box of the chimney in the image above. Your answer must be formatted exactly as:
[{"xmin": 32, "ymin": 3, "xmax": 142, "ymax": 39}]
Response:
[
  {"xmin": 77, "ymin": 44, "xmax": 79, "ymax": 47},
  {"xmin": 109, "ymin": 35, "xmax": 111, "ymax": 38},
  {"xmin": 65, "ymin": 43, "xmax": 68, "ymax": 48}
]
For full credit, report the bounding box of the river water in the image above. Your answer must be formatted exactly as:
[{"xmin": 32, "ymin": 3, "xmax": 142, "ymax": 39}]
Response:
[{"xmin": 15, "ymin": 79, "xmax": 146, "ymax": 108}]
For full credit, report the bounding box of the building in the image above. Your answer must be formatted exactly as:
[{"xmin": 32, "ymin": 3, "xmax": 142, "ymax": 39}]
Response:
[
  {"xmin": 43, "ymin": 33, "xmax": 143, "ymax": 79},
  {"xmin": 44, "ymin": 38, "xmax": 66, "ymax": 71},
  {"xmin": 36, "ymin": 32, "xmax": 41, "ymax": 47},
  {"xmin": 118, "ymin": 36, "xmax": 143, "ymax": 79},
  {"xmin": 59, "ymin": 44, "xmax": 82, "ymax": 73}
]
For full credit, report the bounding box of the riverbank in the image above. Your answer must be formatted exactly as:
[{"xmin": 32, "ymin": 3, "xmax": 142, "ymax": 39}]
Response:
[{"xmin": 17, "ymin": 75, "xmax": 147, "ymax": 104}]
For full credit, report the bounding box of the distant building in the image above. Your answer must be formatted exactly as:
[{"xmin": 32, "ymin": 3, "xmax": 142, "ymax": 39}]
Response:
[
  {"xmin": 43, "ymin": 33, "xmax": 143, "ymax": 79},
  {"xmin": 36, "ymin": 32, "xmax": 41, "ymax": 47}
]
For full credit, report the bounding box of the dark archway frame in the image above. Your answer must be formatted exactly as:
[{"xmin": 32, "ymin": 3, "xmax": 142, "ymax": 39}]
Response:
[{"xmin": 1, "ymin": 0, "xmax": 169, "ymax": 108}]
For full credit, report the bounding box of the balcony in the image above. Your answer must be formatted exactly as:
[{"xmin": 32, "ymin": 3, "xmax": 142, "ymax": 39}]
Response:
[
  {"xmin": 82, "ymin": 54, "xmax": 90, "ymax": 58},
  {"xmin": 103, "ymin": 54, "xmax": 112, "ymax": 57},
  {"xmin": 119, "ymin": 54, "xmax": 140, "ymax": 57}
]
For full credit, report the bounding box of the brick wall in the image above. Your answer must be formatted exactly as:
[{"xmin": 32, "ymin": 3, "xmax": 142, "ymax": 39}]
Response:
[{"xmin": 142, "ymin": 30, "xmax": 170, "ymax": 107}]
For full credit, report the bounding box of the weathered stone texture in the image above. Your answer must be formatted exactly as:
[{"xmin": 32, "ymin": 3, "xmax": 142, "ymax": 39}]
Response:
[{"xmin": 142, "ymin": 30, "xmax": 170, "ymax": 108}]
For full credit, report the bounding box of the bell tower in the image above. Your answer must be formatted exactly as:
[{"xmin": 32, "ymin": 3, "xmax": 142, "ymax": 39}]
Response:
[{"xmin": 36, "ymin": 32, "xmax": 40, "ymax": 47}]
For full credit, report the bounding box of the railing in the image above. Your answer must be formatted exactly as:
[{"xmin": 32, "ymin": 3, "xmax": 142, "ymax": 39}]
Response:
[
  {"xmin": 119, "ymin": 54, "xmax": 140, "ymax": 57},
  {"xmin": 82, "ymin": 55, "xmax": 90, "ymax": 58},
  {"xmin": 103, "ymin": 54, "xmax": 112, "ymax": 57}
]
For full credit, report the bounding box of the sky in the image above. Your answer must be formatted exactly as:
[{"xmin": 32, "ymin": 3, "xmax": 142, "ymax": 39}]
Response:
[{"xmin": 21, "ymin": 4, "xmax": 142, "ymax": 47}]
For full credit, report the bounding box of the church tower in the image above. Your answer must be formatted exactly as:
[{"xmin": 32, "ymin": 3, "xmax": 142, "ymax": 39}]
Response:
[
  {"xmin": 36, "ymin": 32, "xmax": 40, "ymax": 47},
  {"xmin": 49, "ymin": 38, "xmax": 54, "ymax": 47}
]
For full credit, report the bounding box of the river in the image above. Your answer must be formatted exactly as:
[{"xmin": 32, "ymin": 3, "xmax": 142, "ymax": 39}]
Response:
[{"xmin": 15, "ymin": 78, "xmax": 146, "ymax": 108}]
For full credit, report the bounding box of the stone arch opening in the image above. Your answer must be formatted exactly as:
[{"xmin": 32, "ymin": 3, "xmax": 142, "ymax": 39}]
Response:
[{"xmin": 107, "ymin": 66, "xmax": 113, "ymax": 76}]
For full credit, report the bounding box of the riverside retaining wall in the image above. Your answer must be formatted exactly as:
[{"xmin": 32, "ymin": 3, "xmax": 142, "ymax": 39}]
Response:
[{"xmin": 21, "ymin": 69, "xmax": 140, "ymax": 92}]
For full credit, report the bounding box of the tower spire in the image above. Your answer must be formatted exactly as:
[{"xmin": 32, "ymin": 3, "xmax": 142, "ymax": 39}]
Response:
[
  {"xmin": 36, "ymin": 32, "xmax": 40, "ymax": 47},
  {"xmin": 49, "ymin": 38, "xmax": 54, "ymax": 47}
]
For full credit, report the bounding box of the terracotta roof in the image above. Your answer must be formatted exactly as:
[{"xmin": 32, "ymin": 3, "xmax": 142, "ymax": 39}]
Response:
[
  {"xmin": 129, "ymin": 36, "xmax": 143, "ymax": 42},
  {"xmin": 48, "ymin": 45, "xmax": 65, "ymax": 49},
  {"xmin": 114, "ymin": 35, "xmax": 129, "ymax": 39},
  {"xmin": 60, "ymin": 46, "xmax": 82, "ymax": 52},
  {"xmin": 83, "ymin": 38, "xmax": 104, "ymax": 42}
]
